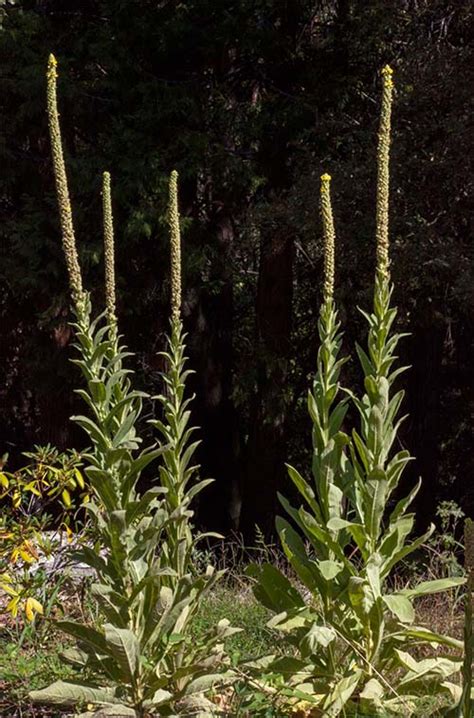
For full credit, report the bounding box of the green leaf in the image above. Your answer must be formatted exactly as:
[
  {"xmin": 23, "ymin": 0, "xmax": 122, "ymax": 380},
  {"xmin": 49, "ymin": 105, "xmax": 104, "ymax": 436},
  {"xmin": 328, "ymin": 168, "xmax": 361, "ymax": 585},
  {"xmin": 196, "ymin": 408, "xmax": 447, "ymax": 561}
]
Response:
[
  {"xmin": 147, "ymin": 689, "xmax": 173, "ymax": 706},
  {"xmin": 30, "ymin": 681, "xmax": 117, "ymax": 706},
  {"xmin": 104, "ymin": 625, "xmax": 140, "ymax": 682},
  {"xmin": 317, "ymin": 559, "xmax": 343, "ymax": 581},
  {"xmin": 327, "ymin": 517, "xmax": 368, "ymax": 558},
  {"xmin": 359, "ymin": 677, "xmax": 384, "ymax": 706},
  {"xmin": 395, "ymin": 650, "xmax": 461, "ymax": 688},
  {"xmin": 382, "ymin": 524, "xmax": 434, "ymax": 577},
  {"xmin": 112, "ymin": 411, "xmax": 138, "ymax": 447},
  {"xmin": 301, "ymin": 624, "xmax": 336, "ymax": 656},
  {"xmin": 355, "ymin": 342, "xmax": 374, "ymax": 377},
  {"xmin": 56, "ymin": 621, "xmax": 110, "ymax": 657},
  {"xmin": 286, "ymin": 463, "xmax": 321, "ymax": 518},
  {"xmin": 88, "ymin": 706, "xmax": 137, "ymax": 717},
  {"xmin": 389, "ymin": 477, "xmax": 421, "ymax": 523},
  {"xmin": 72, "ymin": 415, "xmax": 109, "ymax": 449},
  {"xmin": 184, "ymin": 672, "xmax": 234, "ymax": 695},
  {"xmin": 322, "ymin": 669, "xmax": 363, "ymax": 716},
  {"xmin": 88, "ymin": 379, "xmax": 106, "ymax": 404},
  {"xmin": 348, "ymin": 577, "xmax": 374, "ymax": 618},
  {"xmin": 60, "ymin": 647, "xmax": 89, "ymax": 668},
  {"xmin": 276, "ymin": 518, "xmax": 322, "ymax": 595},
  {"xmin": 246, "ymin": 562, "xmax": 305, "ymax": 612},
  {"xmin": 399, "ymin": 577, "xmax": 465, "ymax": 598},
  {"xmin": 383, "ymin": 594, "xmax": 415, "ymax": 624},
  {"xmin": 396, "ymin": 626, "xmax": 463, "ymax": 650}
]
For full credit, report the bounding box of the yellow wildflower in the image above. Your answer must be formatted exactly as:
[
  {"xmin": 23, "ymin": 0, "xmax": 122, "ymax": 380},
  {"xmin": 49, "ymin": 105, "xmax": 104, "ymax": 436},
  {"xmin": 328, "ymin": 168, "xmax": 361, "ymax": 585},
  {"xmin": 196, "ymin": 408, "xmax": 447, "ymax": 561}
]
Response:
[{"xmin": 25, "ymin": 596, "xmax": 44, "ymax": 622}]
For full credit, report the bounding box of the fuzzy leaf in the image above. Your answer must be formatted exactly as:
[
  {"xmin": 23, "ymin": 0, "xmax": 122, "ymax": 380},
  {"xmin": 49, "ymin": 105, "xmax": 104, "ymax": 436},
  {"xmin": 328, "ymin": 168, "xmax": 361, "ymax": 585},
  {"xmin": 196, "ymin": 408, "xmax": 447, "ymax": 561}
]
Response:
[
  {"xmin": 383, "ymin": 594, "xmax": 415, "ymax": 624},
  {"xmin": 30, "ymin": 681, "xmax": 117, "ymax": 706}
]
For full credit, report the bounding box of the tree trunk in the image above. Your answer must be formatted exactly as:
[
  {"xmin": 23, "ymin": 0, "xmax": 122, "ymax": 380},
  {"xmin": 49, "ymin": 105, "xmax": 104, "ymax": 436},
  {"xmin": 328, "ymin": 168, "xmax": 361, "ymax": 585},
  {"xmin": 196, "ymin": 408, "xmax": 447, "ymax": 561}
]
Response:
[
  {"xmin": 239, "ymin": 221, "xmax": 294, "ymax": 541},
  {"xmin": 187, "ymin": 209, "xmax": 242, "ymax": 534}
]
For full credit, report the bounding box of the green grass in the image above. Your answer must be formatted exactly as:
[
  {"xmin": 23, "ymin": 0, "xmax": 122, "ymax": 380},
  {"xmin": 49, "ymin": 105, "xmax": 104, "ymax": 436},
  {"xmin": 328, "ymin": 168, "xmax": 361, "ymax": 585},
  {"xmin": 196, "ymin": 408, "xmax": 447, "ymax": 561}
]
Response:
[
  {"xmin": 0, "ymin": 633, "xmax": 75, "ymax": 717},
  {"xmin": 194, "ymin": 584, "xmax": 277, "ymax": 660},
  {"xmin": 0, "ymin": 586, "xmax": 457, "ymax": 718}
]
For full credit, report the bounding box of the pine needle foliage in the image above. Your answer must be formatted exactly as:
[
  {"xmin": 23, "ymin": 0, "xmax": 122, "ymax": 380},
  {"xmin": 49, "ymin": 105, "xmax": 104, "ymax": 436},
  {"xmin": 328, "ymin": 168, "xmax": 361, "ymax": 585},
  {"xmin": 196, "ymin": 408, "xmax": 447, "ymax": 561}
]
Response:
[
  {"xmin": 249, "ymin": 66, "xmax": 465, "ymax": 717},
  {"xmin": 31, "ymin": 54, "xmax": 238, "ymax": 718}
]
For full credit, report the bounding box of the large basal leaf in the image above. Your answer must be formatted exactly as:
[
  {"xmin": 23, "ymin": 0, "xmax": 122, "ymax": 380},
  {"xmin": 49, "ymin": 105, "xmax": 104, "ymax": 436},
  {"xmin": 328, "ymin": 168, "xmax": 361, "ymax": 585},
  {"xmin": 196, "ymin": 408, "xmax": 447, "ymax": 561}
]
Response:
[
  {"xmin": 104, "ymin": 624, "xmax": 140, "ymax": 682},
  {"xmin": 60, "ymin": 647, "xmax": 89, "ymax": 667},
  {"xmin": 56, "ymin": 621, "xmax": 110, "ymax": 657},
  {"xmin": 184, "ymin": 671, "xmax": 235, "ymax": 695},
  {"xmin": 30, "ymin": 680, "xmax": 117, "ymax": 706},
  {"xmin": 147, "ymin": 689, "xmax": 173, "ymax": 706},
  {"xmin": 80, "ymin": 705, "xmax": 137, "ymax": 717}
]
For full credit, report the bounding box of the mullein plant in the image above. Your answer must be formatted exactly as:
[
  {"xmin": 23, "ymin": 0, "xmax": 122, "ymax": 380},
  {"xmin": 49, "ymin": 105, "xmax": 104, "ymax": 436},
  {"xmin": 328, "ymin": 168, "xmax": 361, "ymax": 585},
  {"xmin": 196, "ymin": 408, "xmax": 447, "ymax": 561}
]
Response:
[
  {"xmin": 31, "ymin": 54, "xmax": 237, "ymax": 718},
  {"xmin": 150, "ymin": 170, "xmax": 214, "ymax": 580},
  {"xmin": 249, "ymin": 66, "xmax": 464, "ymax": 717}
]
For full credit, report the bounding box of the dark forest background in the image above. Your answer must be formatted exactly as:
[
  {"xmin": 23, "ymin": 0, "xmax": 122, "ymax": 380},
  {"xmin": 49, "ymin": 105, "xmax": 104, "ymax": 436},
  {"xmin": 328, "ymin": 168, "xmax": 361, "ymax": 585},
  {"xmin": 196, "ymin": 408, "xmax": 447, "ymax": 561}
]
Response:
[{"xmin": 1, "ymin": 0, "xmax": 473, "ymax": 539}]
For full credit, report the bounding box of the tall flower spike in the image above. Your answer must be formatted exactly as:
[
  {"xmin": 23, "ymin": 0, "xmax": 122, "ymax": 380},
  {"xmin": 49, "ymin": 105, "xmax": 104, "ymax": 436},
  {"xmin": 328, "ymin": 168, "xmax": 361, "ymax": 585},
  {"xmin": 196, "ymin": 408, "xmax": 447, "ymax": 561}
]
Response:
[
  {"xmin": 320, "ymin": 173, "xmax": 335, "ymax": 303},
  {"xmin": 102, "ymin": 171, "xmax": 117, "ymax": 326},
  {"xmin": 46, "ymin": 54, "xmax": 84, "ymax": 306},
  {"xmin": 375, "ymin": 65, "xmax": 394, "ymax": 280},
  {"xmin": 168, "ymin": 170, "xmax": 182, "ymax": 326}
]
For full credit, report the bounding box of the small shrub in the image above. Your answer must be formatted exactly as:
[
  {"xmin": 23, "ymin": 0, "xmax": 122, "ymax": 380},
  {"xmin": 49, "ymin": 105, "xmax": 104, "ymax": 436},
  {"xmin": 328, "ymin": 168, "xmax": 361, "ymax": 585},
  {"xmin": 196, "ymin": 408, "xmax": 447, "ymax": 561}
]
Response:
[{"xmin": 0, "ymin": 444, "xmax": 84, "ymax": 630}]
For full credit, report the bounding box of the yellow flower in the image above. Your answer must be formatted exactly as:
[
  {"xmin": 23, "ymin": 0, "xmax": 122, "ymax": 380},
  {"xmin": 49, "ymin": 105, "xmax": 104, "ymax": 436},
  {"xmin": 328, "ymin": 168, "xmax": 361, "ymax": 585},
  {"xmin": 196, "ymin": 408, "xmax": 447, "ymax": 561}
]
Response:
[
  {"xmin": 74, "ymin": 467, "xmax": 85, "ymax": 489},
  {"xmin": 11, "ymin": 540, "xmax": 38, "ymax": 564},
  {"xmin": 62, "ymin": 523, "xmax": 74, "ymax": 544},
  {"xmin": 62, "ymin": 487, "xmax": 72, "ymax": 508},
  {"xmin": 7, "ymin": 596, "xmax": 20, "ymax": 618},
  {"xmin": 25, "ymin": 596, "xmax": 44, "ymax": 622},
  {"xmin": 0, "ymin": 574, "xmax": 18, "ymax": 597}
]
